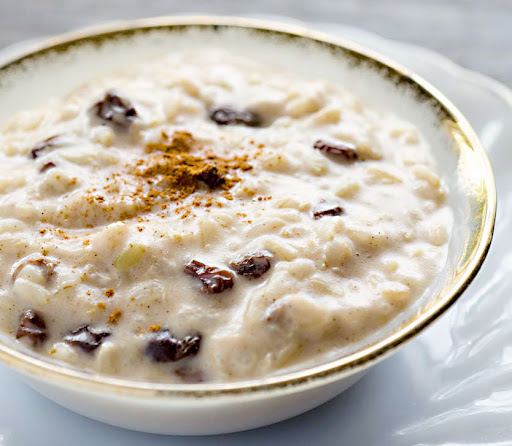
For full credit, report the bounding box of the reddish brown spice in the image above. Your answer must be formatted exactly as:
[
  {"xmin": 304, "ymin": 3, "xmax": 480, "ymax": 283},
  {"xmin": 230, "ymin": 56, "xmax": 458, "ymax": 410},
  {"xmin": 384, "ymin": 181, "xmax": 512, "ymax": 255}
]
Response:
[{"xmin": 108, "ymin": 309, "xmax": 123, "ymax": 325}]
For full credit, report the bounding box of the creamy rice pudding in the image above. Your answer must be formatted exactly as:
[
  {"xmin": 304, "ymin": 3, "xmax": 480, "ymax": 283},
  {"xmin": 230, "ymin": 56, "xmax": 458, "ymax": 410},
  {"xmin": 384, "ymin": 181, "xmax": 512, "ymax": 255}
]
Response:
[{"xmin": 0, "ymin": 49, "xmax": 451, "ymax": 383}]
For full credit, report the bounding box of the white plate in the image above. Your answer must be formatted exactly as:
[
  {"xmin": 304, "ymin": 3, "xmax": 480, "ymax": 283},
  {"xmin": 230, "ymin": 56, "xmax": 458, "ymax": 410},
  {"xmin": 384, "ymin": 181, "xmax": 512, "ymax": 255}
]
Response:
[{"xmin": 0, "ymin": 20, "xmax": 510, "ymax": 445}]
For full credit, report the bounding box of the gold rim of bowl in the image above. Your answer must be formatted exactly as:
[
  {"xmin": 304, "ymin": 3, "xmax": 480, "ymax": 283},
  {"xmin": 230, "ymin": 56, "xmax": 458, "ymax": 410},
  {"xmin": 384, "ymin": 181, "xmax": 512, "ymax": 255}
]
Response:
[{"xmin": 0, "ymin": 16, "xmax": 497, "ymax": 398}]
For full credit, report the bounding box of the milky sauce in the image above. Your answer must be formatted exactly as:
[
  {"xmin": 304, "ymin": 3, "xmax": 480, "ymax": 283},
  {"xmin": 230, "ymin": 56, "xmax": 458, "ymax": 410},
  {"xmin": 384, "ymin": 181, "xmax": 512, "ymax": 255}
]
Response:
[{"xmin": 0, "ymin": 48, "xmax": 451, "ymax": 382}]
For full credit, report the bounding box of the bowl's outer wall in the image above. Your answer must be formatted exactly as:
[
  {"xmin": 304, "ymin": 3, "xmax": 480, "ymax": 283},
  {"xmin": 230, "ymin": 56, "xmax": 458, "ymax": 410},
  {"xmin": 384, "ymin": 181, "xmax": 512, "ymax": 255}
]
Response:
[{"xmin": 25, "ymin": 371, "xmax": 366, "ymax": 434}]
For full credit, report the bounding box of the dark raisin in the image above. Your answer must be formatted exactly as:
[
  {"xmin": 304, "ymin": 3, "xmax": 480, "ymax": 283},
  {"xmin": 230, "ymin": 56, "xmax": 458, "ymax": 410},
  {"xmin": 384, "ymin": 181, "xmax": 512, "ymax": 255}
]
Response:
[
  {"xmin": 313, "ymin": 140, "xmax": 358, "ymax": 161},
  {"xmin": 175, "ymin": 365, "xmax": 203, "ymax": 383},
  {"xmin": 16, "ymin": 309, "xmax": 47, "ymax": 346},
  {"xmin": 30, "ymin": 135, "xmax": 61, "ymax": 159},
  {"xmin": 230, "ymin": 251, "xmax": 272, "ymax": 279},
  {"xmin": 40, "ymin": 162, "xmax": 56, "ymax": 173},
  {"xmin": 196, "ymin": 164, "xmax": 225, "ymax": 188},
  {"xmin": 313, "ymin": 206, "xmax": 344, "ymax": 219},
  {"xmin": 12, "ymin": 257, "xmax": 56, "ymax": 282},
  {"xmin": 184, "ymin": 260, "xmax": 234, "ymax": 294},
  {"xmin": 64, "ymin": 325, "xmax": 110, "ymax": 353},
  {"xmin": 90, "ymin": 91, "xmax": 138, "ymax": 130},
  {"xmin": 209, "ymin": 107, "xmax": 261, "ymax": 127},
  {"xmin": 145, "ymin": 329, "xmax": 201, "ymax": 362}
]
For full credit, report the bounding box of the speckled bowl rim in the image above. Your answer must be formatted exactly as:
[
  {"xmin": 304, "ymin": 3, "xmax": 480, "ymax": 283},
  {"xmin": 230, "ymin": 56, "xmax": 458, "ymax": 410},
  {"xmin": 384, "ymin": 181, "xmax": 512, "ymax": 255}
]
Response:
[{"xmin": 0, "ymin": 16, "xmax": 497, "ymax": 398}]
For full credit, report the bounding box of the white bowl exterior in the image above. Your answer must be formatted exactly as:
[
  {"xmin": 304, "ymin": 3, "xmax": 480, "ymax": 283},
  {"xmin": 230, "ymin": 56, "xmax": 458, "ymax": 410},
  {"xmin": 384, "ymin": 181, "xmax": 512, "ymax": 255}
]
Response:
[{"xmin": 23, "ymin": 370, "xmax": 365, "ymax": 434}]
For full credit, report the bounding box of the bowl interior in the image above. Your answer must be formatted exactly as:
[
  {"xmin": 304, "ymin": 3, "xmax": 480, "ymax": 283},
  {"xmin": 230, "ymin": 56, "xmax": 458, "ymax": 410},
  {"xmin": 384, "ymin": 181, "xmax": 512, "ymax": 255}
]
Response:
[{"xmin": 0, "ymin": 18, "xmax": 496, "ymax": 393}]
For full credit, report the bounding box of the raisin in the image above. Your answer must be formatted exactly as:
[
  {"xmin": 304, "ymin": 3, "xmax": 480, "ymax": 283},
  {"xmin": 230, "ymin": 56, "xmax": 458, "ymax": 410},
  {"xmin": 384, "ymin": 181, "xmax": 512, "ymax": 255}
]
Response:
[
  {"xmin": 209, "ymin": 107, "xmax": 261, "ymax": 127},
  {"xmin": 40, "ymin": 162, "xmax": 56, "ymax": 173},
  {"xmin": 313, "ymin": 206, "xmax": 344, "ymax": 219},
  {"xmin": 64, "ymin": 325, "xmax": 110, "ymax": 353},
  {"xmin": 313, "ymin": 140, "xmax": 358, "ymax": 161},
  {"xmin": 12, "ymin": 257, "xmax": 56, "ymax": 282},
  {"xmin": 90, "ymin": 91, "xmax": 138, "ymax": 130},
  {"xmin": 145, "ymin": 329, "xmax": 201, "ymax": 362},
  {"xmin": 195, "ymin": 164, "xmax": 225, "ymax": 188},
  {"xmin": 184, "ymin": 260, "xmax": 234, "ymax": 294},
  {"xmin": 30, "ymin": 135, "xmax": 61, "ymax": 159},
  {"xmin": 16, "ymin": 309, "xmax": 47, "ymax": 346},
  {"xmin": 230, "ymin": 251, "xmax": 272, "ymax": 279}
]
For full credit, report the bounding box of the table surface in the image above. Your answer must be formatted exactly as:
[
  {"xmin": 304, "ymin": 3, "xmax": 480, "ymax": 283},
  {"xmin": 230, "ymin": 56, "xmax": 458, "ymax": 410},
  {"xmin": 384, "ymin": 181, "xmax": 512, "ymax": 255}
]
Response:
[{"xmin": 0, "ymin": 0, "xmax": 511, "ymax": 87}]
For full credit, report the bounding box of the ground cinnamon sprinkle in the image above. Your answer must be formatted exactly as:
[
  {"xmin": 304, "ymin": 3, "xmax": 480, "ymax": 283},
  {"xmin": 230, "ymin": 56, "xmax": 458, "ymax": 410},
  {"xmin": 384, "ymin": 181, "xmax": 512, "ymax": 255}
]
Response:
[
  {"xmin": 135, "ymin": 131, "xmax": 252, "ymax": 195},
  {"xmin": 145, "ymin": 130, "xmax": 194, "ymax": 154},
  {"xmin": 83, "ymin": 130, "xmax": 253, "ymax": 221},
  {"xmin": 108, "ymin": 309, "xmax": 123, "ymax": 325}
]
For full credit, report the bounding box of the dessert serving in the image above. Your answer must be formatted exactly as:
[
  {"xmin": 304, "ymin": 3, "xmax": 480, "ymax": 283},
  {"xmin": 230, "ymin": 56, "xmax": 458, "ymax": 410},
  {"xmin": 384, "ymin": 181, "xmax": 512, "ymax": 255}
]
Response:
[{"xmin": 0, "ymin": 47, "xmax": 452, "ymax": 384}]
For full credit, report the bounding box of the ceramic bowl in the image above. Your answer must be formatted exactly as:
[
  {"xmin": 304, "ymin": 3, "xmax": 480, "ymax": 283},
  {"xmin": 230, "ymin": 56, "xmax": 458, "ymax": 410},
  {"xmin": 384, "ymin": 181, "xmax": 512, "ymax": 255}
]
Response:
[{"xmin": 0, "ymin": 16, "xmax": 496, "ymax": 435}]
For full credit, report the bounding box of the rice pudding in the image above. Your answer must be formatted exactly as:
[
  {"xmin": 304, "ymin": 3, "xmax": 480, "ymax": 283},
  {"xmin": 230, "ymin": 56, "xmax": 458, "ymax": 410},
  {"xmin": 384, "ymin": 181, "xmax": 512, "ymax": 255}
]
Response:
[{"xmin": 0, "ymin": 49, "xmax": 451, "ymax": 383}]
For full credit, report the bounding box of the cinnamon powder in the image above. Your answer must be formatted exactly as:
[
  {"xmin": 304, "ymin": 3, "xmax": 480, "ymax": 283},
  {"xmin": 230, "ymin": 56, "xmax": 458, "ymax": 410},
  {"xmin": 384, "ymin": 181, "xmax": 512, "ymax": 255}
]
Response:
[{"xmin": 84, "ymin": 130, "xmax": 253, "ymax": 220}]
